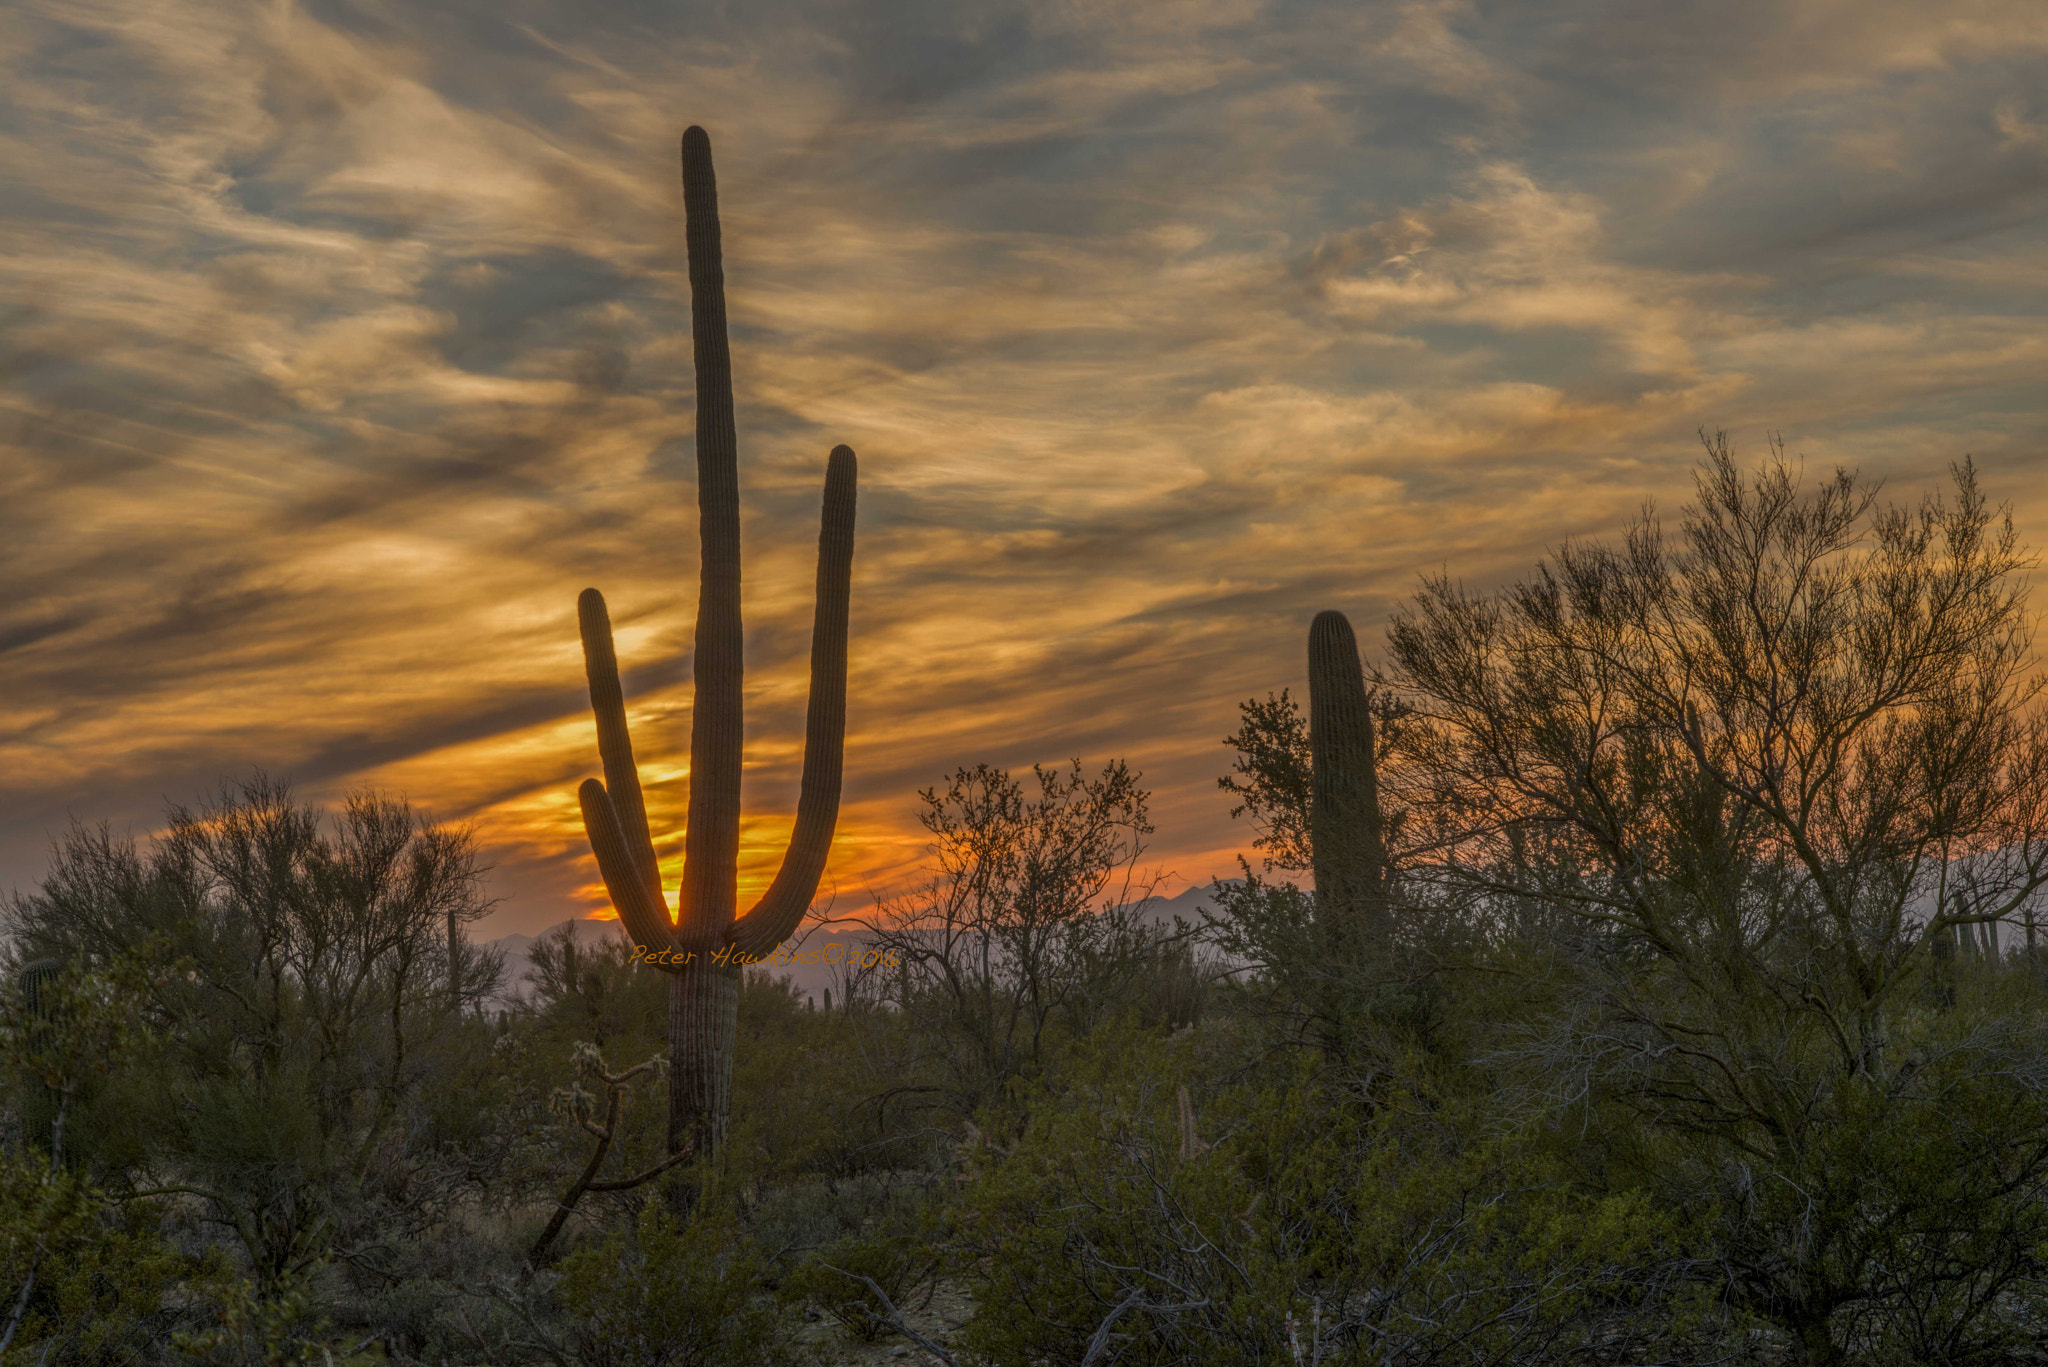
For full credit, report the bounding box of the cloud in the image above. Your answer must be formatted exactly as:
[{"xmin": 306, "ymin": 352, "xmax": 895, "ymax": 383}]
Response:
[{"xmin": 3, "ymin": 0, "xmax": 2044, "ymax": 932}]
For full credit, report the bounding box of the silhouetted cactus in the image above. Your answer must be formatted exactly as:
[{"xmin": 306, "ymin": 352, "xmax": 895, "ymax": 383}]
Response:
[
  {"xmin": 576, "ymin": 126, "xmax": 857, "ymax": 1163},
  {"xmin": 1307, "ymin": 610, "xmax": 1384, "ymax": 933},
  {"xmin": 16, "ymin": 957, "xmax": 63, "ymax": 1157}
]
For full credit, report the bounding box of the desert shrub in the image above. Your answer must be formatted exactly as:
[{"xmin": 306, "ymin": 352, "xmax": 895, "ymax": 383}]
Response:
[
  {"xmin": 748, "ymin": 1168, "xmax": 933, "ymax": 1266},
  {"xmin": 553, "ymin": 1198, "xmax": 779, "ymax": 1367},
  {"xmin": 728, "ymin": 969, "xmax": 928, "ymax": 1184},
  {"xmin": 772, "ymin": 1170, "xmax": 944, "ymax": 1343},
  {"xmin": 0, "ymin": 1149, "xmax": 204, "ymax": 1364},
  {"xmin": 168, "ymin": 1263, "xmax": 383, "ymax": 1367},
  {"xmin": 521, "ymin": 921, "xmax": 665, "ymax": 1054},
  {"xmin": 0, "ymin": 946, "xmax": 208, "ymax": 1364},
  {"xmin": 4, "ymin": 777, "xmax": 500, "ymax": 1289},
  {"xmin": 781, "ymin": 1226, "xmax": 939, "ymax": 1343},
  {"xmin": 859, "ymin": 760, "xmax": 1171, "ymax": 1114},
  {"xmin": 952, "ymin": 1021, "xmax": 1725, "ymax": 1367}
]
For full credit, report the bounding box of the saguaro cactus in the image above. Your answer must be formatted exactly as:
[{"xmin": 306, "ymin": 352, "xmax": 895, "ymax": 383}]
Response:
[
  {"xmin": 16, "ymin": 958, "xmax": 63, "ymax": 1158},
  {"xmin": 576, "ymin": 125, "xmax": 858, "ymax": 1163},
  {"xmin": 1306, "ymin": 610, "xmax": 1384, "ymax": 935}
]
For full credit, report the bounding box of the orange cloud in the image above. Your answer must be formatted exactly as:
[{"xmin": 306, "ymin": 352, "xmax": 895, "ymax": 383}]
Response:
[{"xmin": 3, "ymin": 0, "xmax": 2045, "ymax": 935}]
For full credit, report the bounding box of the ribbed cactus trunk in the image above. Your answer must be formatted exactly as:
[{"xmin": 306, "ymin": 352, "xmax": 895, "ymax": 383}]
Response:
[
  {"xmin": 576, "ymin": 126, "xmax": 857, "ymax": 1172},
  {"xmin": 1307, "ymin": 610, "xmax": 1384, "ymax": 943},
  {"xmin": 671, "ymin": 121, "xmax": 745, "ymax": 1164}
]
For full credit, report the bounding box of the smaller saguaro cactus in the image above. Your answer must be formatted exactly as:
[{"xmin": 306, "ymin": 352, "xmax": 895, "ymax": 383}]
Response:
[
  {"xmin": 17, "ymin": 959, "xmax": 61, "ymax": 1021},
  {"xmin": 1306, "ymin": 610, "xmax": 1385, "ymax": 936},
  {"xmin": 447, "ymin": 909, "xmax": 463, "ymax": 1013},
  {"xmin": 15, "ymin": 958, "xmax": 64, "ymax": 1158}
]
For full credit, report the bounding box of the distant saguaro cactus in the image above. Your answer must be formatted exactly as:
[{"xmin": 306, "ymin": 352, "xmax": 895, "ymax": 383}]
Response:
[
  {"xmin": 17, "ymin": 959, "xmax": 61, "ymax": 1021},
  {"xmin": 16, "ymin": 957, "xmax": 63, "ymax": 1157},
  {"xmin": 1307, "ymin": 610, "xmax": 1384, "ymax": 934},
  {"xmin": 576, "ymin": 126, "xmax": 857, "ymax": 1165}
]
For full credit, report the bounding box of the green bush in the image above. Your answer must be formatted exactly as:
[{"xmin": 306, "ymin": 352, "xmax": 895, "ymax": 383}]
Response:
[
  {"xmin": 169, "ymin": 1263, "xmax": 383, "ymax": 1367},
  {"xmin": 0, "ymin": 1149, "xmax": 200, "ymax": 1364},
  {"xmin": 4, "ymin": 780, "xmax": 501, "ymax": 1291},
  {"xmin": 728, "ymin": 969, "xmax": 925, "ymax": 1184},
  {"xmin": 781, "ymin": 1226, "xmax": 939, "ymax": 1343},
  {"xmin": 554, "ymin": 1198, "xmax": 779, "ymax": 1367},
  {"xmin": 951, "ymin": 1022, "xmax": 1722, "ymax": 1366}
]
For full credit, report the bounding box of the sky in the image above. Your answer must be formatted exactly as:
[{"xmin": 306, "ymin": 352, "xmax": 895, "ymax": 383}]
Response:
[{"xmin": 3, "ymin": 0, "xmax": 2045, "ymax": 937}]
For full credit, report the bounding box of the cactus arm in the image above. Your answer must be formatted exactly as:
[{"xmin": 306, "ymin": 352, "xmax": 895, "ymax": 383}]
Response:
[
  {"xmin": 729, "ymin": 445, "xmax": 857, "ymax": 958},
  {"xmin": 678, "ymin": 123, "xmax": 745, "ymax": 950},
  {"xmin": 1308, "ymin": 610, "xmax": 1384, "ymax": 921},
  {"xmin": 578, "ymin": 588, "xmax": 665, "ymax": 908},
  {"xmin": 578, "ymin": 780, "xmax": 681, "ymax": 957}
]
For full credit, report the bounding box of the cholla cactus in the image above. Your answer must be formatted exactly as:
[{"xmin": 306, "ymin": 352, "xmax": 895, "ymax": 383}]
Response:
[
  {"xmin": 1306, "ymin": 611, "xmax": 1384, "ymax": 932},
  {"xmin": 575, "ymin": 126, "xmax": 857, "ymax": 1162},
  {"xmin": 528, "ymin": 1041, "xmax": 679, "ymax": 1268}
]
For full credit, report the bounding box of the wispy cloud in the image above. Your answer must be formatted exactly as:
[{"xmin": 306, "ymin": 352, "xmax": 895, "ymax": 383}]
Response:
[{"xmin": 4, "ymin": 0, "xmax": 2044, "ymax": 930}]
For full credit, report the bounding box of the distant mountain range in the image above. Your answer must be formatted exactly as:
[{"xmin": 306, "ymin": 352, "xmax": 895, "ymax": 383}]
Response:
[
  {"xmin": 480, "ymin": 880, "xmax": 1235, "ymax": 1005},
  {"xmin": 480, "ymin": 867, "xmax": 2045, "ymax": 1009}
]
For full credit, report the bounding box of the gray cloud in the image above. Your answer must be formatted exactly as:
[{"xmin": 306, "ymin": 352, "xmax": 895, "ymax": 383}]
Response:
[{"xmin": 4, "ymin": 0, "xmax": 2044, "ymax": 933}]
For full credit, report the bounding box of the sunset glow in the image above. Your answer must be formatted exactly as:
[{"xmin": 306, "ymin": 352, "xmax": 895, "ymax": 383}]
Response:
[{"xmin": 3, "ymin": 0, "xmax": 2044, "ymax": 936}]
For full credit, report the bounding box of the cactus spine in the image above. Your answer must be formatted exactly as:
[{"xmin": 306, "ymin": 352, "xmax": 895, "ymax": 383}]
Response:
[
  {"xmin": 1307, "ymin": 611, "xmax": 1384, "ymax": 937},
  {"xmin": 577, "ymin": 126, "xmax": 857, "ymax": 1164}
]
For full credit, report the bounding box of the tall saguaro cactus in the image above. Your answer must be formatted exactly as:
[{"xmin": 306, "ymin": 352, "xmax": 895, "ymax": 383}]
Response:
[
  {"xmin": 1307, "ymin": 610, "xmax": 1384, "ymax": 935},
  {"xmin": 576, "ymin": 125, "xmax": 858, "ymax": 1164}
]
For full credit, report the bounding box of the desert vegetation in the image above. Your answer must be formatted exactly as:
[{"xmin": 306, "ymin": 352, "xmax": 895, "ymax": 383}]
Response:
[
  {"xmin": 6, "ymin": 126, "xmax": 2047, "ymax": 1367},
  {"xmin": 10, "ymin": 438, "xmax": 2048, "ymax": 1366}
]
